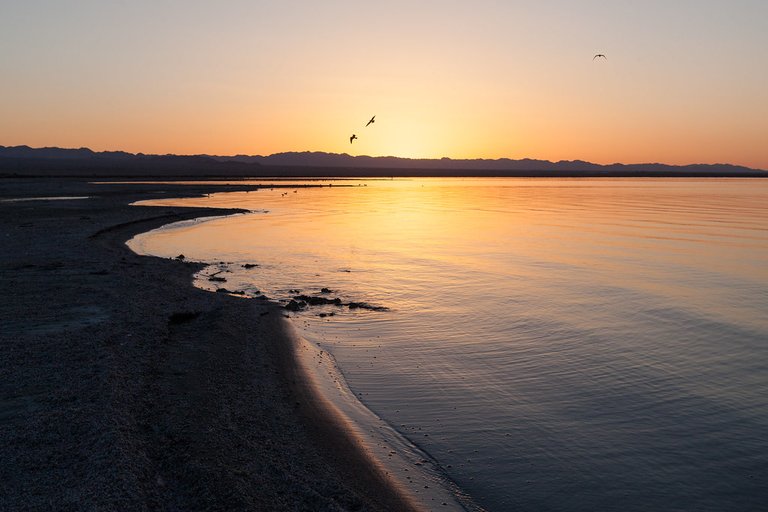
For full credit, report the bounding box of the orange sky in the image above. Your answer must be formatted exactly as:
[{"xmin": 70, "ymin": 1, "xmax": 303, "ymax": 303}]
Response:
[{"xmin": 1, "ymin": 1, "xmax": 767, "ymax": 169}]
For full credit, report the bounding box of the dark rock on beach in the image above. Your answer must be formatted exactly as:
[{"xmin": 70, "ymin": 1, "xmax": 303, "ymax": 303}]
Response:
[
  {"xmin": 286, "ymin": 294, "xmax": 388, "ymax": 312},
  {"xmin": 284, "ymin": 299, "xmax": 307, "ymax": 311},
  {"xmin": 347, "ymin": 301, "xmax": 389, "ymax": 311},
  {"xmin": 294, "ymin": 294, "xmax": 343, "ymax": 306}
]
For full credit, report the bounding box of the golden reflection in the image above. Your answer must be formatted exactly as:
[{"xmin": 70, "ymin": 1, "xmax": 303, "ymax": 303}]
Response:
[{"xmin": 132, "ymin": 178, "xmax": 768, "ymax": 290}]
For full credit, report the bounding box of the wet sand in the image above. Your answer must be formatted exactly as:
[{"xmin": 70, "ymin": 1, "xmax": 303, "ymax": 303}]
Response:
[{"xmin": 0, "ymin": 178, "xmax": 420, "ymax": 511}]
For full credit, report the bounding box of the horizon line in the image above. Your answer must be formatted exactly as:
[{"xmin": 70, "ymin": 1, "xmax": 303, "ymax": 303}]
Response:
[{"xmin": 1, "ymin": 143, "xmax": 766, "ymax": 172}]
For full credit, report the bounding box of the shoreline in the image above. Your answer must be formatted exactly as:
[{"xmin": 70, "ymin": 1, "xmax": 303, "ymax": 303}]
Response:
[
  {"xmin": 281, "ymin": 317, "xmax": 473, "ymax": 512},
  {"xmin": 0, "ymin": 178, "xmax": 423, "ymax": 510}
]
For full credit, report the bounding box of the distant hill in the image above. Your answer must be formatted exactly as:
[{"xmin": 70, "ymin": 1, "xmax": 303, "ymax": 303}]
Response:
[
  {"xmin": 216, "ymin": 151, "xmax": 765, "ymax": 175},
  {"xmin": 1, "ymin": 145, "xmax": 765, "ymax": 177},
  {"xmin": 0, "ymin": 145, "xmax": 261, "ymax": 177}
]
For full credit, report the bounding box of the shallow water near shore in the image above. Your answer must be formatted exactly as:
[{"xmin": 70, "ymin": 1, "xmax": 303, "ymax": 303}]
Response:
[{"xmin": 129, "ymin": 178, "xmax": 768, "ymax": 511}]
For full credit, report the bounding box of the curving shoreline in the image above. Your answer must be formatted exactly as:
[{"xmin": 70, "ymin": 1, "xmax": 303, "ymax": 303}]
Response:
[{"xmin": 0, "ymin": 178, "xmax": 422, "ymax": 511}]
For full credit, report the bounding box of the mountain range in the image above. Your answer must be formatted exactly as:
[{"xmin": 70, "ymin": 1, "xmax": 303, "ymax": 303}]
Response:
[{"xmin": 1, "ymin": 145, "xmax": 765, "ymax": 177}]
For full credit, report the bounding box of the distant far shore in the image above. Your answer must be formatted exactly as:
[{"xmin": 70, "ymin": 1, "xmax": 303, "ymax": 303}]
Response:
[
  {"xmin": 4, "ymin": 166, "xmax": 768, "ymax": 179},
  {"xmin": 1, "ymin": 144, "xmax": 766, "ymax": 178}
]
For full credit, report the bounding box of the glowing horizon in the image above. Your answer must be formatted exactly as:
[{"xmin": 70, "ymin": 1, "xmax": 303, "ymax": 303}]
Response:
[{"xmin": 1, "ymin": 1, "xmax": 767, "ymax": 169}]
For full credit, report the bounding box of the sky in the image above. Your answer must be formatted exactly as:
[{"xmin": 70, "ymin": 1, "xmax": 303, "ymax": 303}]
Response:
[{"xmin": 1, "ymin": 1, "xmax": 767, "ymax": 168}]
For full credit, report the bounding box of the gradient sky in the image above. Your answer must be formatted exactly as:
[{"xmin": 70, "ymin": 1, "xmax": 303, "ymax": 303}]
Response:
[{"xmin": 1, "ymin": 1, "xmax": 766, "ymax": 168}]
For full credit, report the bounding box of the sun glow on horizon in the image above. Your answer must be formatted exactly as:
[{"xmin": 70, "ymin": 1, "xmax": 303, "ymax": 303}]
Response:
[{"xmin": 1, "ymin": 1, "xmax": 767, "ymax": 169}]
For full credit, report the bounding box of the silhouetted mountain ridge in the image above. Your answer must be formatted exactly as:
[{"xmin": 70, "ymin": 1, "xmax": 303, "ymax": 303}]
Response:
[
  {"xmin": 214, "ymin": 151, "xmax": 764, "ymax": 173},
  {"xmin": 0, "ymin": 145, "xmax": 258, "ymax": 176},
  {"xmin": 1, "ymin": 145, "xmax": 765, "ymax": 177}
]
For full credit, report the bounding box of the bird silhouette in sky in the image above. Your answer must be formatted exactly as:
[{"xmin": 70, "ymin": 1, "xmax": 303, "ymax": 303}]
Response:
[
  {"xmin": 350, "ymin": 134, "xmax": 357, "ymax": 144},
  {"xmin": 365, "ymin": 115, "xmax": 376, "ymax": 127},
  {"xmin": 593, "ymin": 54, "xmax": 607, "ymax": 60}
]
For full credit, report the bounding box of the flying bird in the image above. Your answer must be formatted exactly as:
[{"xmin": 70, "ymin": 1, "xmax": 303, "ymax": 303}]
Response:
[
  {"xmin": 350, "ymin": 134, "xmax": 357, "ymax": 144},
  {"xmin": 593, "ymin": 54, "xmax": 607, "ymax": 60},
  {"xmin": 365, "ymin": 115, "xmax": 375, "ymax": 127}
]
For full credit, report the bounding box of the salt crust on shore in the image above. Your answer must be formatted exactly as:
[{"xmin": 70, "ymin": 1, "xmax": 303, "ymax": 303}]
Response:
[{"xmin": 0, "ymin": 178, "xmax": 426, "ymax": 511}]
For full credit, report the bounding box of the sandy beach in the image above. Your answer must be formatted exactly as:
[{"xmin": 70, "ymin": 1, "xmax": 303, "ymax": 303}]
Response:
[{"xmin": 0, "ymin": 178, "xmax": 420, "ymax": 511}]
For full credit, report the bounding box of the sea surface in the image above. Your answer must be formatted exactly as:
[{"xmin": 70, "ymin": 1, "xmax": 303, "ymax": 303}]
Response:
[{"xmin": 129, "ymin": 178, "xmax": 768, "ymax": 511}]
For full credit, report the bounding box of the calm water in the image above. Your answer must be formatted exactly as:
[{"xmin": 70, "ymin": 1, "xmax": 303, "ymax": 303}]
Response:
[{"xmin": 129, "ymin": 178, "xmax": 768, "ymax": 511}]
